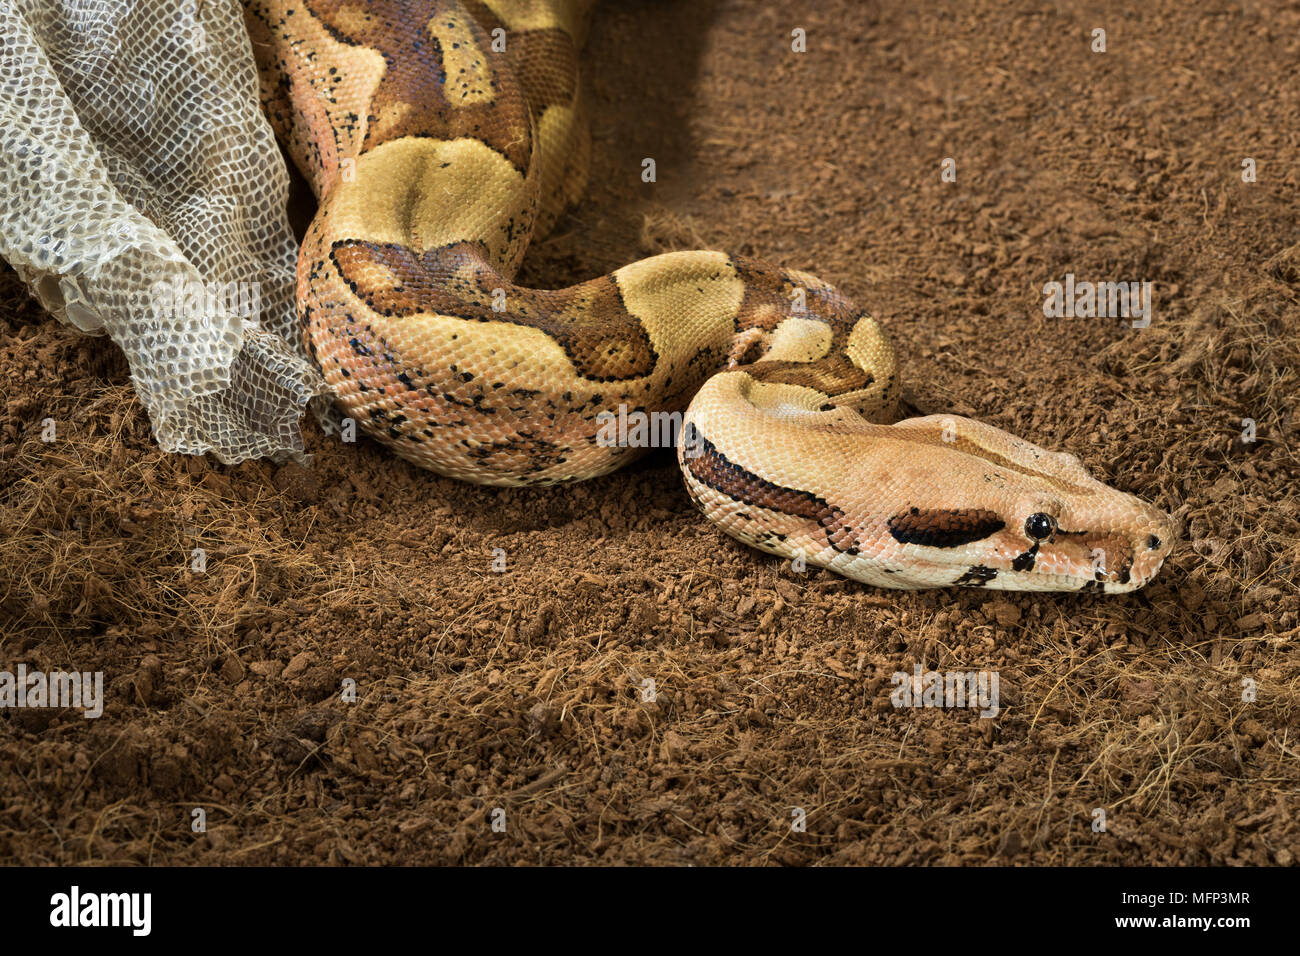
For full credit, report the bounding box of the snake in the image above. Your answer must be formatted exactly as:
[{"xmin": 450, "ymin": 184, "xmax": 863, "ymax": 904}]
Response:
[{"xmin": 244, "ymin": 0, "xmax": 1174, "ymax": 592}]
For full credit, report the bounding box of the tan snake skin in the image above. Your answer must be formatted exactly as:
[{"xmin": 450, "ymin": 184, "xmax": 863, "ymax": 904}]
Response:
[{"xmin": 244, "ymin": 0, "xmax": 1175, "ymax": 592}]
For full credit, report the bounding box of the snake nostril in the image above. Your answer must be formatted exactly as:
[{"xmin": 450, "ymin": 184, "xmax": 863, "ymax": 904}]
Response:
[{"xmin": 1146, "ymin": 534, "xmax": 1162, "ymax": 551}]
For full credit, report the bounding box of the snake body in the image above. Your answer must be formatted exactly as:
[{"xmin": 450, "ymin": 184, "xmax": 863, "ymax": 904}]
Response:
[{"xmin": 245, "ymin": 0, "xmax": 1174, "ymax": 592}]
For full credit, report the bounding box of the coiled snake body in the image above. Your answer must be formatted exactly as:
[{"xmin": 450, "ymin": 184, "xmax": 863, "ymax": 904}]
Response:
[{"xmin": 246, "ymin": 0, "xmax": 1174, "ymax": 592}]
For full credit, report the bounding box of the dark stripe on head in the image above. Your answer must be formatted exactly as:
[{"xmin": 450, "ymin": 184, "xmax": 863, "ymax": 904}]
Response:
[
  {"xmin": 887, "ymin": 507, "xmax": 1006, "ymax": 549},
  {"xmin": 684, "ymin": 434, "xmax": 859, "ymax": 553}
]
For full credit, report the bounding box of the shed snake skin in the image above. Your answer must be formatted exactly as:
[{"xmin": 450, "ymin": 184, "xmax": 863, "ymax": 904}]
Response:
[{"xmin": 245, "ymin": 0, "xmax": 1174, "ymax": 592}]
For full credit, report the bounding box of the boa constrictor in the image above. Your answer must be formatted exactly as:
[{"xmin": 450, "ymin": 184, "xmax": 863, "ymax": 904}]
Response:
[{"xmin": 245, "ymin": 0, "xmax": 1174, "ymax": 592}]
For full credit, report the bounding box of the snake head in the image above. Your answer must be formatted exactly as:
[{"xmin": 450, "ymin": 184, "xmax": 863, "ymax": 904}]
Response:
[{"xmin": 879, "ymin": 415, "xmax": 1175, "ymax": 592}]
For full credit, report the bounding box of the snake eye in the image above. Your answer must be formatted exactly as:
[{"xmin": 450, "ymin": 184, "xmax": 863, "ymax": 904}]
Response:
[{"xmin": 1025, "ymin": 512, "xmax": 1056, "ymax": 540}]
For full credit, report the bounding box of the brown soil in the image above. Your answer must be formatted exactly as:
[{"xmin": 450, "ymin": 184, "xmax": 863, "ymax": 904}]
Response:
[{"xmin": 2, "ymin": 0, "xmax": 1299, "ymax": 865}]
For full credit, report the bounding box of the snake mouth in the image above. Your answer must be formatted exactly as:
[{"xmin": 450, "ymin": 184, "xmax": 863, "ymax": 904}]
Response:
[
  {"xmin": 930, "ymin": 509, "xmax": 1175, "ymax": 593},
  {"xmin": 994, "ymin": 520, "xmax": 1175, "ymax": 593}
]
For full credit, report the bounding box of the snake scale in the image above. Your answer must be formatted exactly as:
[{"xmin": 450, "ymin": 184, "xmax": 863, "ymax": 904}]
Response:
[{"xmin": 245, "ymin": 0, "xmax": 1174, "ymax": 592}]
